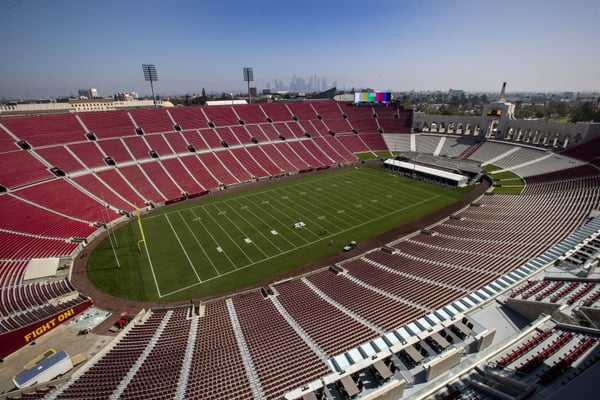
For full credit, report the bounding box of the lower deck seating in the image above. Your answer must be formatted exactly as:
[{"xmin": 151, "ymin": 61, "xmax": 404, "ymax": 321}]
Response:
[
  {"xmin": 1, "ymin": 293, "xmax": 89, "ymax": 334},
  {"xmin": 274, "ymin": 278, "xmax": 378, "ymax": 355},
  {"xmin": 117, "ymin": 165, "xmax": 167, "ymax": 204},
  {"xmin": 306, "ymin": 269, "xmax": 423, "ymax": 332},
  {"xmin": 0, "ymin": 151, "xmax": 52, "ymax": 189},
  {"xmin": 140, "ymin": 162, "xmax": 183, "ymax": 199},
  {"xmin": 94, "ymin": 169, "xmax": 147, "ymax": 208},
  {"xmin": 233, "ymin": 291, "xmax": 330, "ymax": 399},
  {"xmin": 56, "ymin": 309, "xmax": 169, "ymax": 399},
  {"xmin": 0, "ymin": 231, "xmax": 78, "ymax": 260},
  {"xmin": 343, "ymin": 258, "xmax": 466, "ymax": 310},
  {"xmin": 0, "ymin": 194, "xmax": 95, "ymax": 238},
  {"xmin": 160, "ymin": 158, "xmax": 206, "ymax": 194},
  {"xmin": 13, "ymin": 179, "xmax": 107, "ymax": 223},
  {"xmin": 187, "ymin": 300, "xmax": 254, "ymax": 400}
]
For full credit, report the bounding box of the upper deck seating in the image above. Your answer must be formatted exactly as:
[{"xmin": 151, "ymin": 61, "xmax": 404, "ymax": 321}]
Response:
[
  {"xmin": 35, "ymin": 146, "xmax": 86, "ymax": 174},
  {"xmin": 14, "ymin": 178, "xmax": 106, "ymax": 222},
  {"xmin": 67, "ymin": 142, "xmax": 106, "ymax": 168},
  {"xmin": 96, "ymin": 138, "xmax": 134, "ymax": 164},
  {"xmin": 260, "ymin": 103, "xmax": 295, "ymax": 122},
  {"xmin": 144, "ymin": 133, "xmax": 175, "ymax": 156},
  {"xmin": 202, "ymin": 106, "xmax": 238, "ymax": 127},
  {"xmin": 168, "ymin": 106, "xmax": 210, "ymax": 130},
  {"xmin": 287, "ymin": 102, "xmax": 318, "ymax": 120},
  {"xmin": 78, "ymin": 110, "xmax": 136, "ymax": 138},
  {"xmin": 0, "ymin": 150, "xmax": 52, "ymax": 189},
  {"xmin": 1, "ymin": 114, "xmax": 86, "ymax": 146},
  {"xmin": 129, "ymin": 108, "xmax": 175, "ymax": 134},
  {"xmin": 234, "ymin": 103, "xmax": 268, "ymax": 124}
]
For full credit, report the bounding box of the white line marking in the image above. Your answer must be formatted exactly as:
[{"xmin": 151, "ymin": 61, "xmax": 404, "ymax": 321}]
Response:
[
  {"xmin": 164, "ymin": 214, "xmax": 202, "ymax": 284},
  {"xmin": 190, "ymin": 209, "xmax": 237, "ymax": 270},
  {"xmin": 139, "ymin": 219, "xmax": 162, "ymax": 298},
  {"xmin": 241, "ymin": 193, "xmax": 309, "ymax": 244},
  {"xmin": 203, "ymin": 204, "xmax": 256, "ymax": 263},
  {"xmin": 213, "ymin": 202, "xmax": 269, "ymax": 258},
  {"xmin": 262, "ymin": 190, "xmax": 333, "ymax": 234},
  {"xmin": 224, "ymin": 200, "xmax": 283, "ymax": 252},
  {"xmin": 160, "ymin": 195, "xmax": 439, "ymax": 298},
  {"xmin": 177, "ymin": 210, "xmax": 221, "ymax": 277}
]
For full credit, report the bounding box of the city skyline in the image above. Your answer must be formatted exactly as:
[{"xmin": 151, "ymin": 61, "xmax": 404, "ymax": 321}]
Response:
[
  {"xmin": 267, "ymin": 74, "xmax": 336, "ymax": 94},
  {"xmin": 1, "ymin": 0, "xmax": 599, "ymax": 100}
]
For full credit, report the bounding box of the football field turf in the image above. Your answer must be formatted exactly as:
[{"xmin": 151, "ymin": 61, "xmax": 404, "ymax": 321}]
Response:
[{"xmin": 87, "ymin": 166, "xmax": 472, "ymax": 302}]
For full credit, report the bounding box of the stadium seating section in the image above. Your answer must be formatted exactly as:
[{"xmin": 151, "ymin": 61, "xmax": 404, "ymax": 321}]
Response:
[{"xmin": 1, "ymin": 102, "xmax": 599, "ymax": 399}]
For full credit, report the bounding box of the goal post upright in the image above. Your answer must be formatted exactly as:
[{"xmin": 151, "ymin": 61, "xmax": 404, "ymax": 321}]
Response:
[{"xmin": 136, "ymin": 208, "xmax": 147, "ymax": 253}]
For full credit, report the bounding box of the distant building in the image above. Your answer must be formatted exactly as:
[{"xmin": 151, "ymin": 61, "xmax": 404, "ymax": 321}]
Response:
[
  {"xmin": 116, "ymin": 92, "xmax": 139, "ymax": 101},
  {"xmin": 78, "ymin": 88, "xmax": 98, "ymax": 99},
  {"xmin": 448, "ymin": 89, "xmax": 464, "ymax": 98}
]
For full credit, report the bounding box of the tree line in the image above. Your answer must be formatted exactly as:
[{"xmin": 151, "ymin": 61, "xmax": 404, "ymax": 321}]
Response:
[{"xmin": 418, "ymin": 97, "xmax": 600, "ymax": 123}]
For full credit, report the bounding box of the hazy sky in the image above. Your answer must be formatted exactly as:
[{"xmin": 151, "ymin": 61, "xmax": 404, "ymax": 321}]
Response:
[{"xmin": 1, "ymin": 0, "xmax": 599, "ymax": 99}]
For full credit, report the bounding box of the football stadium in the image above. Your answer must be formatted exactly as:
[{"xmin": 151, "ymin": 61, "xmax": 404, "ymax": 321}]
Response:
[{"xmin": 1, "ymin": 86, "xmax": 599, "ymax": 400}]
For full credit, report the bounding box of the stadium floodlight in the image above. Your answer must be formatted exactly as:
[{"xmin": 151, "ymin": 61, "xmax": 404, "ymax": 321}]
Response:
[
  {"xmin": 243, "ymin": 67, "xmax": 254, "ymax": 104},
  {"xmin": 142, "ymin": 64, "xmax": 158, "ymax": 108}
]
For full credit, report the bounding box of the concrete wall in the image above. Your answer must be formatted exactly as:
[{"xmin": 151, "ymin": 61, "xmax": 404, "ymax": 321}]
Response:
[
  {"xmin": 505, "ymin": 298, "xmax": 562, "ymax": 321},
  {"xmin": 425, "ymin": 348, "xmax": 463, "ymax": 381}
]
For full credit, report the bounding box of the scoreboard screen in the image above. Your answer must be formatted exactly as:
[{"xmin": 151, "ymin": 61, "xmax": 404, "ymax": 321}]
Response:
[
  {"xmin": 487, "ymin": 109, "xmax": 502, "ymax": 116},
  {"xmin": 354, "ymin": 92, "xmax": 392, "ymax": 104}
]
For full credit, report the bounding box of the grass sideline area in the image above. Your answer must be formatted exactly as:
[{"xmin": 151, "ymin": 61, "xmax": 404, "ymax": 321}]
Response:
[
  {"xmin": 485, "ymin": 165, "xmax": 525, "ymax": 195},
  {"xmin": 87, "ymin": 166, "xmax": 473, "ymax": 302},
  {"xmin": 356, "ymin": 152, "xmax": 392, "ymax": 160}
]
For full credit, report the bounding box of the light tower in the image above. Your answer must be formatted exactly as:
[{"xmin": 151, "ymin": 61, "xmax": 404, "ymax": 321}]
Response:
[
  {"xmin": 243, "ymin": 67, "xmax": 254, "ymax": 104},
  {"xmin": 142, "ymin": 64, "xmax": 158, "ymax": 108},
  {"xmin": 499, "ymin": 81, "xmax": 507, "ymax": 103}
]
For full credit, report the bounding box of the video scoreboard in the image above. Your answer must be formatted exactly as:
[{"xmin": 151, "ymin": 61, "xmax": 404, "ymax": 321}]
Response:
[{"xmin": 354, "ymin": 91, "xmax": 392, "ymax": 104}]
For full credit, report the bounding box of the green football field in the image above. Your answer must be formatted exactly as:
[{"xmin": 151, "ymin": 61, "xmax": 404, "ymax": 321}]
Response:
[{"xmin": 87, "ymin": 165, "xmax": 472, "ymax": 302}]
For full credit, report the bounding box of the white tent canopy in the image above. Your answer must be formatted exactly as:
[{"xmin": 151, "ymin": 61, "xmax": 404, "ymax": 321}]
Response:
[{"xmin": 384, "ymin": 159, "xmax": 468, "ymax": 186}]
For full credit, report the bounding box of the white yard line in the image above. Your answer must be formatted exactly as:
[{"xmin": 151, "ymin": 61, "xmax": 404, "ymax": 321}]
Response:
[
  {"xmin": 368, "ymin": 169, "xmax": 444, "ymax": 197},
  {"xmin": 164, "ymin": 214, "xmax": 202, "ymax": 284},
  {"xmin": 286, "ymin": 184, "xmax": 371, "ymax": 225},
  {"xmin": 190, "ymin": 209, "xmax": 237, "ymax": 270},
  {"xmin": 262, "ymin": 190, "xmax": 339, "ymax": 233},
  {"xmin": 223, "ymin": 200, "xmax": 284, "ymax": 252},
  {"xmin": 141, "ymin": 228, "xmax": 163, "ymax": 298},
  {"xmin": 207, "ymin": 203, "xmax": 269, "ymax": 258},
  {"xmin": 177, "ymin": 210, "xmax": 222, "ymax": 277},
  {"xmin": 201, "ymin": 204, "xmax": 256, "ymax": 264},
  {"xmin": 160, "ymin": 195, "xmax": 439, "ymax": 298},
  {"xmin": 143, "ymin": 168, "xmax": 362, "ymax": 221},
  {"xmin": 230, "ymin": 197, "xmax": 297, "ymax": 247},
  {"xmin": 243, "ymin": 193, "xmax": 311, "ymax": 243},
  {"xmin": 312, "ymin": 182, "xmax": 392, "ymax": 218},
  {"xmin": 347, "ymin": 172, "xmax": 427, "ymax": 204}
]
